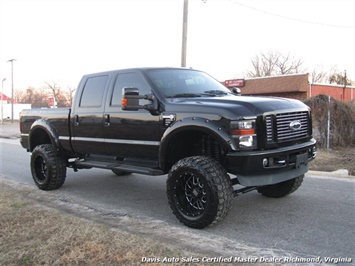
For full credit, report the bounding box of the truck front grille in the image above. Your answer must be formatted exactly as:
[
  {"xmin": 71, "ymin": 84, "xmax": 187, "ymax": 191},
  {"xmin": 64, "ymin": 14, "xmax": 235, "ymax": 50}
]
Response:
[
  {"xmin": 266, "ymin": 116, "xmax": 274, "ymax": 142},
  {"xmin": 266, "ymin": 111, "xmax": 309, "ymax": 143}
]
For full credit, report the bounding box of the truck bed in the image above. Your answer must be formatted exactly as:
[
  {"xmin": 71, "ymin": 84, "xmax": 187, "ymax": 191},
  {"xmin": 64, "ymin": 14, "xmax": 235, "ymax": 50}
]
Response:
[{"xmin": 20, "ymin": 107, "xmax": 70, "ymax": 151}]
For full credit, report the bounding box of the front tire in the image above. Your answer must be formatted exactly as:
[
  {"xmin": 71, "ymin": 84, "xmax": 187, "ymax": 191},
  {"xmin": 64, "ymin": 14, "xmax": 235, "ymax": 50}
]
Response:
[
  {"xmin": 167, "ymin": 156, "xmax": 233, "ymax": 229},
  {"xmin": 258, "ymin": 175, "xmax": 304, "ymax": 198},
  {"xmin": 31, "ymin": 144, "xmax": 67, "ymax": 190}
]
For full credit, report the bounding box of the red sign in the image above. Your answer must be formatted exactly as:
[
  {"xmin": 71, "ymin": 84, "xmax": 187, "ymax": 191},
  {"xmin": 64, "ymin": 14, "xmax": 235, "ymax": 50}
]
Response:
[
  {"xmin": 224, "ymin": 79, "xmax": 245, "ymax": 88},
  {"xmin": 48, "ymin": 97, "xmax": 55, "ymax": 107}
]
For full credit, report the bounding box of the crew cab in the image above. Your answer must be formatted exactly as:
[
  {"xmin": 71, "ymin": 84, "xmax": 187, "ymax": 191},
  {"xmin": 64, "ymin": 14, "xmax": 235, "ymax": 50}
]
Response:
[{"xmin": 20, "ymin": 67, "xmax": 316, "ymax": 228}]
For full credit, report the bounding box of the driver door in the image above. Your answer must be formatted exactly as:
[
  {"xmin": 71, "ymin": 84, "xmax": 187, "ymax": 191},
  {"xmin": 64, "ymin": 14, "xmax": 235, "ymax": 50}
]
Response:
[{"xmin": 103, "ymin": 71, "xmax": 161, "ymax": 159}]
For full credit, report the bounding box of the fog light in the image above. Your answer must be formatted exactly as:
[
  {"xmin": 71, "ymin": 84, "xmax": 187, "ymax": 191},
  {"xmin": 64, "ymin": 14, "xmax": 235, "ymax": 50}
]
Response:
[
  {"xmin": 312, "ymin": 147, "xmax": 317, "ymax": 158},
  {"xmin": 239, "ymin": 135, "xmax": 253, "ymax": 147},
  {"xmin": 263, "ymin": 158, "xmax": 268, "ymax": 167}
]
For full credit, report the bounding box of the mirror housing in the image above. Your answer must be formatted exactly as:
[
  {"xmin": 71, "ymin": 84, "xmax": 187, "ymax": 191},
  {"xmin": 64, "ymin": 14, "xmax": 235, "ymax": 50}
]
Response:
[
  {"xmin": 232, "ymin": 87, "xmax": 241, "ymax": 96},
  {"xmin": 122, "ymin": 87, "xmax": 158, "ymax": 112},
  {"xmin": 122, "ymin": 87, "xmax": 140, "ymax": 110}
]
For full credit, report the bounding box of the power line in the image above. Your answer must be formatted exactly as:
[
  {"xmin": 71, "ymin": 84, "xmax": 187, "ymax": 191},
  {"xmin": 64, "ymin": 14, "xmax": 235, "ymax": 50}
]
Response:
[{"xmin": 231, "ymin": 1, "xmax": 355, "ymax": 29}]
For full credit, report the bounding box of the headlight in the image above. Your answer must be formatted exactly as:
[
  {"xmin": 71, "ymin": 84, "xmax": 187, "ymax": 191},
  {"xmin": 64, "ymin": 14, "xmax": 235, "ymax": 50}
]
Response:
[{"xmin": 230, "ymin": 120, "xmax": 257, "ymax": 149}]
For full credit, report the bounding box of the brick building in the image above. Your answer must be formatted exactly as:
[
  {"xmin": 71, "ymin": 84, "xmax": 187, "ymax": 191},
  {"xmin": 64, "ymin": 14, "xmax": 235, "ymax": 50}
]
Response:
[
  {"xmin": 309, "ymin": 83, "xmax": 354, "ymax": 102},
  {"xmin": 224, "ymin": 73, "xmax": 355, "ymax": 102}
]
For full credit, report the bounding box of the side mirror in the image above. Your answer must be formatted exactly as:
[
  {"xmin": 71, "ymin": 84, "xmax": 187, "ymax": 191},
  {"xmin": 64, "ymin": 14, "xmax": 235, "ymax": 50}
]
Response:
[
  {"xmin": 232, "ymin": 87, "xmax": 241, "ymax": 95},
  {"xmin": 121, "ymin": 87, "xmax": 158, "ymax": 112},
  {"xmin": 122, "ymin": 87, "xmax": 140, "ymax": 110}
]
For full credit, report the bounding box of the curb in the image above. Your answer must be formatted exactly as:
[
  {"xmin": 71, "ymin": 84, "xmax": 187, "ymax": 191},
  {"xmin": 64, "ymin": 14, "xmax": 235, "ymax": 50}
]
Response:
[
  {"xmin": 0, "ymin": 135, "xmax": 20, "ymax": 139},
  {"xmin": 308, "ymin": 170, "xmax": 354, "ymax": 178}
]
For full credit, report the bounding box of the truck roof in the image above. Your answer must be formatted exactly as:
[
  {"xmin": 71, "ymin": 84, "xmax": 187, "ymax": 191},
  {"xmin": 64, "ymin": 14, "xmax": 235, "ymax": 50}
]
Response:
[{"xmin": 81, "ymin": 67, "xmax": 198, "ymax": 78}]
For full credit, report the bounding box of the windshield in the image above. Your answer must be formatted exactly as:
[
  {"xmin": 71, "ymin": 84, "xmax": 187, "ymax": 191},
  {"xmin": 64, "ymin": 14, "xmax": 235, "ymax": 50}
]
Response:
[{"xmin": 146, "ymin": 69, "xmax": 232, "ymax": 98}]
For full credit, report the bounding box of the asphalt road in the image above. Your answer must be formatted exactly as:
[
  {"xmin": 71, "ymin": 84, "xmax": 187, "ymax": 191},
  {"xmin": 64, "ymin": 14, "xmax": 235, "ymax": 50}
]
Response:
[{"xmin": 1, "ymin": 138, "xmax": 354, "ymax": 262}]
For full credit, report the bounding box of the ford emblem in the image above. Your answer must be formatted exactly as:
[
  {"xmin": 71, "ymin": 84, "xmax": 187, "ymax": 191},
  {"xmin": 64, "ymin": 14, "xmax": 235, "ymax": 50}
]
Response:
[{"xmin": 289, "ymin": 120, "xmax": 302, "ymax": 131}]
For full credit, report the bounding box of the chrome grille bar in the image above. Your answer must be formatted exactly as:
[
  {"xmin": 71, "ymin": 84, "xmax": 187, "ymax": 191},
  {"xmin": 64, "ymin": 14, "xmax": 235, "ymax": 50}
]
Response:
[
  {"xmin": 266, "ymin": 116, "xmax": 273, "ymax": 142},
  {"xmin": 266, "ymin": 111, "xmax": 309, "ymax": 143},
  {"xmin": 276, "ymin": 112, "xmax": 309, "ymax": 142}
]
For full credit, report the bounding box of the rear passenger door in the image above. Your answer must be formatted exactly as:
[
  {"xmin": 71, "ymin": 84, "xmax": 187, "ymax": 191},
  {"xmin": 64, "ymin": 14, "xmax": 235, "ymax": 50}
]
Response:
[
  {"xmin": 103, "ymin": 71, "xmax": 161, "ymax": 159},
  {"xmin": 71, "ymin": 74, "xmax": 110, "ymax": 155}
]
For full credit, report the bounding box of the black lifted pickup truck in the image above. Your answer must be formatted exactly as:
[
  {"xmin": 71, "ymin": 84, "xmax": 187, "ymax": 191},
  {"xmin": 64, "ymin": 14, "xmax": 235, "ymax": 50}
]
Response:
[{"xmin": 20, "ymin": 67, "xmax": 316, "ymax": 228}]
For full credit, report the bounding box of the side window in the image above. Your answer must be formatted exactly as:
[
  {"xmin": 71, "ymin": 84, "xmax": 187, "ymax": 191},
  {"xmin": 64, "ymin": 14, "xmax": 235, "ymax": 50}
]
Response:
[
  {"xmin": 111, "ymin": 73, "xmax": 150, "ymax": 106},
  {"xmin": 80, "ymin": 75, "xmax": 108, "ymax": 107}
]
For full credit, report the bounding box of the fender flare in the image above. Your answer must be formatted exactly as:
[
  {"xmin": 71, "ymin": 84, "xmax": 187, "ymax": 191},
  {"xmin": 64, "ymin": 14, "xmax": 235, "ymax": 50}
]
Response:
[
  {"xmin": 159, "ymin": 117, "xmax": 237, "ymax": 170},
  {"xmin": 29, "ymin": 119, "xmax": 61, "ymax": 151}
]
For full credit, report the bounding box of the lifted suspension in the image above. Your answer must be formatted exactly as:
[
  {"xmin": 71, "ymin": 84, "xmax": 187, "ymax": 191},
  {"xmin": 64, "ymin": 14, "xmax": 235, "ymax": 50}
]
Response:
[{"xmin": 233, "ymin": 186, "xmax": 258, "ymax": 197}]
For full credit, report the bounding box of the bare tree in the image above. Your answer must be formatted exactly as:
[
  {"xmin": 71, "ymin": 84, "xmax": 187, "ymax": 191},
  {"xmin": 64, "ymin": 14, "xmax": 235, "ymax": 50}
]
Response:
[
  {"xmin": 246, "ymin": 50, "xmax": 306, "ymax": 77},
  {"xmin": 44, "ymin": 81, "xmax": 60, "ymax": 103},
  {"xmin": 43, "ymin": 81, "xmax": 75, "ymax": 107},
  {"xmin": 15, "ymin": 87, "xmax": 48, "ymax": 107},
  {"xmin": 277, "ymin": 53, "xmax": 304, "ymax": 75},
  {"xmin": 65, "ymin": 86, "xmax": 76, "ymax": 106},
  {"xmin": 15, "ymin": 83, "xmax": 76, "ymax": 108},
  {"xmin": 309, "ymin": 66, "xmax": 354, "ymax": 85},
  {"xmin": 328, "ymin": 67, "xmax": 353, "ymax": 85},
  {"xmin": 14, "ymin": 88, "xmax": 26, "ymax": 103},
  {"xmin": 310, "ymin": 67, "xmax": 328, "ymax": 83}
]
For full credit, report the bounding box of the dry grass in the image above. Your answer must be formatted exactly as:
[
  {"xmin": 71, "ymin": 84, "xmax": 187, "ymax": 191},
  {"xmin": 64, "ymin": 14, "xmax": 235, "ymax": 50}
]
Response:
[
  {"xmin": 0, "ymin": 185, "xmax": 200, "ymax": 266},
  {"xmin": 309, "ymin": 147, "xmax": 355, "ymax": 175}
]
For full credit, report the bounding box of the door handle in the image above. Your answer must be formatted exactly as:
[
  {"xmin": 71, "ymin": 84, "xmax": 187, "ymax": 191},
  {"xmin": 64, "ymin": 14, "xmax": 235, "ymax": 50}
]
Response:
[
  {"xmin": 74, "ymin": 115, "xmax": 79, "ymax": 126},
  {"xmin": 104, "ymin": 114, "xmax": 110, "ymax": 127}
]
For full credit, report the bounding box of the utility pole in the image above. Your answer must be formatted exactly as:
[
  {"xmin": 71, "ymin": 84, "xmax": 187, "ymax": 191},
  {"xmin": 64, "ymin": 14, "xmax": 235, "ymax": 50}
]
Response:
[
  {"xmin": 7, "ymin": 59, "xmax": 16, "ymax": 123},
  {"xmin": 327, "ymin": 95, "xmax": 330, "ymax": 149},
  {"xmin": 1, "ymin": 78, "xmax": 6, "ymax": 124},
  {"xmin": 181, "ymin": 0, "xmax": 188, "ymax": 67},
  {"xmin": 343, "ymin": 70, "xmax": 347, "ymax": 101}
]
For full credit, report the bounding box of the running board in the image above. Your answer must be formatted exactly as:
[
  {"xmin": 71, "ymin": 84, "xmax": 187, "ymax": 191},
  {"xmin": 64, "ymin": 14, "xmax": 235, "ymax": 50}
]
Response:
[{"xmin": 74, "ymin": 158, "xmax": 164, "ymax": 176}]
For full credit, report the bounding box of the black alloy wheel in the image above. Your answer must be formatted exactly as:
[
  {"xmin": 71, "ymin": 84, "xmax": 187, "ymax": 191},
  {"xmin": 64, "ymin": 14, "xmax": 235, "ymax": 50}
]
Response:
[
  {"xmin": 31, "ymin": 144, "xmax": 67, "ymax": 190},
  {"xmin": 167, "ymin": 156, "xmax": 233, "ymax": 229}
]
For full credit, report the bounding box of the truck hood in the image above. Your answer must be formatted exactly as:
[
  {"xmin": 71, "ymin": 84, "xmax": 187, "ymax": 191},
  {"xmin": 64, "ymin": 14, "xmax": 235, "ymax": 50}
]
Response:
[{"xmin": 165, "ymin": 95, "xmax": 309, "ymax": 119}]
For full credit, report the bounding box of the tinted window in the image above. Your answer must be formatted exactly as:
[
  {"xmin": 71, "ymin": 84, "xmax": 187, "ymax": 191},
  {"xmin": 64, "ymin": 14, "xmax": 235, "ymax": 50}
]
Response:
[
  {"xmin": 146, "ymin": 69, "xmax": 230, "ymax": 97},
  {"xmin": 80, "ymin": 75, "xmax": 108, "ymax": 107},
  {"xmin": 111, "ymin": 73, "xmax": 150, "ymax": 106}
]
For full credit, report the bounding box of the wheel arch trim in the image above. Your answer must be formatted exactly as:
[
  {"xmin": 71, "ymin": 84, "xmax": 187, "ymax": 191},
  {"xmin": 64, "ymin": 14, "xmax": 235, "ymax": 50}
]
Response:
[
  {"xmin": 159, "ymin": 117, "xmax": 236, "ymax": 170},
  {"xmin": 29, "ymin": 119, "xmax": 61, "ymax": 151}
]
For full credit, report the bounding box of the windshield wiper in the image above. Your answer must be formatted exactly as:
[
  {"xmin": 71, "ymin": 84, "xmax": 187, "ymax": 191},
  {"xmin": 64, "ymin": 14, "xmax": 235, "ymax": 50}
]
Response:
[
  {"xmin": 167, "ymin": 93, "xmax": 202, "ymax": 98},
  {"xmin": 167, "ymin": 91, "xmax": 230, "ymax": 98},
  {"xmin": 203, "ymin": 90, "xmax": 230, "ymax": 96}
]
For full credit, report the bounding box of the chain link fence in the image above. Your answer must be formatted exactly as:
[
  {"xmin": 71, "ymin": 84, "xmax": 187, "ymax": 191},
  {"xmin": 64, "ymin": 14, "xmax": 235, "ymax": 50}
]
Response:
[{"xmin": 304, "ymin": 95, "xmax": 355, "ymax": 148}]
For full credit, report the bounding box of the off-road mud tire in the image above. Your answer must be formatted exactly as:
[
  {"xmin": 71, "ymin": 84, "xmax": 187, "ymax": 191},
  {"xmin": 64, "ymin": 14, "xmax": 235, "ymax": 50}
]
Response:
[
  {"xmin": 31, "ymin": 144, "xmax": 67, "ymax": 190},
  {"xmin": 258, "ymin": 174, "xmax": 304, "ymax": 198},
  {"xmin": 167, "ymin": 156, "xmax": 233, "ymax": 229}
]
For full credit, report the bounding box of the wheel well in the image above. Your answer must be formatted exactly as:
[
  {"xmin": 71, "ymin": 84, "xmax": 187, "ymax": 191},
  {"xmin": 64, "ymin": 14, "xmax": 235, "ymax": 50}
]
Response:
[
  {"xmin": 30, "ymin": 128, "xmax": 52, "ymax": 151},
  {"xmin": 165, "ymin": 130, "xmax": 225, "ymax": 170}
]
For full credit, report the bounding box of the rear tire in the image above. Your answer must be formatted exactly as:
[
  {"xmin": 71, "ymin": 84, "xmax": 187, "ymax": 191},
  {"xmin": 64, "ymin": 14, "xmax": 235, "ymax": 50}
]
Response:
[
  {"xmin": 167, "ymin": 156, "xmax": 233, "ymax": 229},
  {"xmin": 258, "ymin": 175, "xmax": 304, "ymax": 198},
  {"xmin": 31, "ymin": 144, "xmax": 67, "ymax": 190}
]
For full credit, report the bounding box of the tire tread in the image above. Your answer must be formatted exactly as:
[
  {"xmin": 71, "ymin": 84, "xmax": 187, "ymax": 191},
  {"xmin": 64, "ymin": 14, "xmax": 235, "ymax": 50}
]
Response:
[
  {"xmin": 167, "ymin": 156, "xmax": 233, "ymax": 228},
  {"xmin": 31, "ymin": 144, "xmax": 67, "ymax": 190}
]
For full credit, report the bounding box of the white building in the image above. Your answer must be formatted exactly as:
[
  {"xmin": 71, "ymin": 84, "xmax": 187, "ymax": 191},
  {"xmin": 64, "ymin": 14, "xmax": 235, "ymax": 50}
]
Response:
[{"xmin": 0, "ymin": 92, "xmax": 31, "ymax": 120}]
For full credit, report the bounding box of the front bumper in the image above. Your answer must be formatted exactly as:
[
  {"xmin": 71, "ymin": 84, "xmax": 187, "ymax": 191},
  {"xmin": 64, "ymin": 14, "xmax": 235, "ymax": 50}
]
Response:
[{"xmin": 226, "ymin": 138, "xmax": 316, "ymax": 186}]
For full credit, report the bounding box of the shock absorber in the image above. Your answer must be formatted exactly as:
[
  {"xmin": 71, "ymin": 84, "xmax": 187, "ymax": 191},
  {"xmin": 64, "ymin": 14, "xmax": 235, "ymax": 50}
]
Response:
[
  {"xmin": 206, "ymin": 136, "xmax": 213, "ymax": 157},
  {"xmin": 202, "ymin": 136, "xmax": 221, "ymax": 161},
  {"xmin": 214, "ymin": 140, "xmax": 221, "ymax": 162}
]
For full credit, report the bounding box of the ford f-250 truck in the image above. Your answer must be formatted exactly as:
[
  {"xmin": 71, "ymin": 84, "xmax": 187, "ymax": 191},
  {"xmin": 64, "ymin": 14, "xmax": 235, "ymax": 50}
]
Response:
[{"xmin": 20, "ymin": 67, "xmax": 316, "ymax": 228}]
